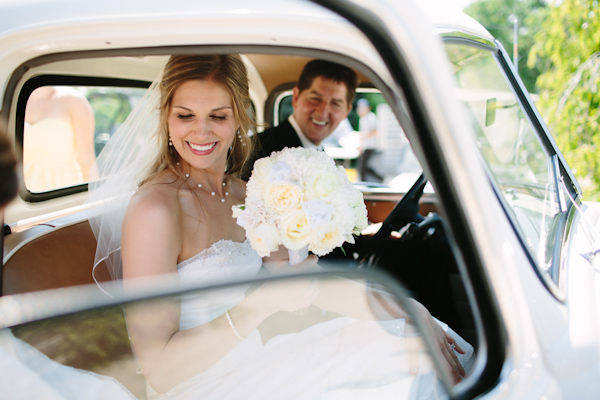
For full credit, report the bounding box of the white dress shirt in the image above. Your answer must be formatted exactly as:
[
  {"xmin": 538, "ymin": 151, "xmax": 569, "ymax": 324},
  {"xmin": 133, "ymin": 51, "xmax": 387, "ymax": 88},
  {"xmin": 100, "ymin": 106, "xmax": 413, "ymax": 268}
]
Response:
[{"xmin": 288, "ymin": 114, "xmax": 323, "ymax": 151}]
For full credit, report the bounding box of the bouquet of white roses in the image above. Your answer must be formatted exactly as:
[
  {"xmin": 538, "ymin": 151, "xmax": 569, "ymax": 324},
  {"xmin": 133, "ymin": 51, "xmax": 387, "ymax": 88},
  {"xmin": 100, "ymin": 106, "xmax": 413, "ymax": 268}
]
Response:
[{"xmin": 233, "ymin": 147, "xmax": 368, "ymax": 265}]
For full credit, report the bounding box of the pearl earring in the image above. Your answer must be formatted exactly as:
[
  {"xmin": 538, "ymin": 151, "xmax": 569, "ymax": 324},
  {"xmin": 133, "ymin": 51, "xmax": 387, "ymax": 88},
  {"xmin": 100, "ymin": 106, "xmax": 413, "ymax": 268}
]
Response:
[
  {"xmin": 168, "ymin": 137, "xmax": 173, "ymax": 146},
  {"xmin": 237, "ymin": 128, "xmax": 246, "ymax": 146}
]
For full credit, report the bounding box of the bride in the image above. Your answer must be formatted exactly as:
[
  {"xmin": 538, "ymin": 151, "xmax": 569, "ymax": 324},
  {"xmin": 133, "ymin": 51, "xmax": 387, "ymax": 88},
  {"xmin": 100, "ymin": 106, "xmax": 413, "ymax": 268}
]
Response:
[{"xmin": 89, "ymin": 54, "xmax": 474, "ymax": 399}]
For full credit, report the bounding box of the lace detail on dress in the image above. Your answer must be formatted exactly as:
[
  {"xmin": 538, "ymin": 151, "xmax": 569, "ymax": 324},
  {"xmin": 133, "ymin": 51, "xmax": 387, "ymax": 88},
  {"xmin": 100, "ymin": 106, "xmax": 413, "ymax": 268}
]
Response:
[
  {"xmin": 177, "ymin": 238, "xmax": 257, "ymax": 271},
  {"xmin": 177, "ymin": 239, "xmax": 262, "ymax": 331}
]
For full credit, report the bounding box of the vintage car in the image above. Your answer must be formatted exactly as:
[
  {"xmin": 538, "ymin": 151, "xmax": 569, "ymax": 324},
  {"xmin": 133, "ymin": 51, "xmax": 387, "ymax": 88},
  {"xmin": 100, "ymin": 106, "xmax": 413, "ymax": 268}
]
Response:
[{"xmin": 1, "ymin": 0, "xmax": 599, "ymax": 398}]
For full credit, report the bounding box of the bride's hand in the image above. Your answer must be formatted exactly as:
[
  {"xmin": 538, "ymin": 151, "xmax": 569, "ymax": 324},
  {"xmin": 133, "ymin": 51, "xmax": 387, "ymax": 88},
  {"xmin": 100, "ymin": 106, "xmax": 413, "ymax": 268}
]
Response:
[
  {"xmin": 263, "ymin": 245, "xmax": 320, "ymax": 273},
  {"xmin": 252, "ymin": 271, "xmax": 319, "ymax": 313},
  {"xmin": 410, "ymin": 301, "xmax": 466, "ymax": 384},
  {"xmin": 252, "ymin": 248, "xmax": 320, "ymax": 313}
]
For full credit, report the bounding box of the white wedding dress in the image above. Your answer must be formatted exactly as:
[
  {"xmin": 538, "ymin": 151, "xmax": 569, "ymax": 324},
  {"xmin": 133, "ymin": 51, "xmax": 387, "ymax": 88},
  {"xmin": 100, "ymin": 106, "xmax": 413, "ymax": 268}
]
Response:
[
  {"xmin": 0, "ymin": 329, "xmax": 135, "ymax": 399},
  {"xmin": 145, "ymin": 239, "xmax": 475, "ymax": 400}
]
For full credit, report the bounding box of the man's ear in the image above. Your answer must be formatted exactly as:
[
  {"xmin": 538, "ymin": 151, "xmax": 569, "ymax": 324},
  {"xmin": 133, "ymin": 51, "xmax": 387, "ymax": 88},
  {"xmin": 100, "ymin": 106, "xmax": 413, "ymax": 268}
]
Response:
[
  {"xmin": 291, "ymin": 87, "xmax": 300, "ymax": 110},
  {"xmin": 345, "ymin": 102, "xmax": 353, "ymax": 117}
]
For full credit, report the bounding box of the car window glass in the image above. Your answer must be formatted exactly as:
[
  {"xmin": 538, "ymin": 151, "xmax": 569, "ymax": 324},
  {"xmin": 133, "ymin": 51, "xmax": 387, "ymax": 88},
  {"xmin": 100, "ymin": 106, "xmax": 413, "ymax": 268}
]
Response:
[
  {"xmin": 445, "ymin": 43, "xmax": 561, "ymax": 280},
  {"xmin": 4, "ymin": 273, "xmax": 463, "ymax": 399},
  {"xmin": 23, "ymin": 85, "xmax": 147, "ymax": 193},
  {"xmin": 277, "ymin": 91, "xmax": 422, "ymax": 188}
]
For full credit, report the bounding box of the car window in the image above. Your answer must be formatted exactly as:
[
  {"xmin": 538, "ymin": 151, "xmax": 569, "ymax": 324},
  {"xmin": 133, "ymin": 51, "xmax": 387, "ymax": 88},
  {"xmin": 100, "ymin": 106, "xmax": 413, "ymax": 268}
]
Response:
[
  {"xmin": 22, "ymin": 84, "xmax": 148, "ymax": 194},
  {"xmin": 275, "ymin": 90, "xmax": 422, "ymax": 188},
  {"xmin": 445, "ymin": 43, "xmax": 563, "ymax": 283},
  {"xmin": 3, "ymin": 271, "xmax": 461, "ymax": 399}
]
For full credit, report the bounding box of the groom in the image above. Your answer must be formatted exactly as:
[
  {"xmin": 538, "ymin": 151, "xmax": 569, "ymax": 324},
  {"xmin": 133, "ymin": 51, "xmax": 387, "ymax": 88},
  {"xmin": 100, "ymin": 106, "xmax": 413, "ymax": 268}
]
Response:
[{"xmin": 243, "ymin": 59, "xmax": 359, "ymax": 180}]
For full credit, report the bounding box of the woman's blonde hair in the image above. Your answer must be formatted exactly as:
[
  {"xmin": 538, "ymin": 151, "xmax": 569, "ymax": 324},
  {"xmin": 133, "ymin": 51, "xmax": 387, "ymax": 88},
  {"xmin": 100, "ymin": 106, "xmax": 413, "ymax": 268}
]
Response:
[{"xmin": 140, "ymin": 54, "xmax": 255, "ymax": 186}]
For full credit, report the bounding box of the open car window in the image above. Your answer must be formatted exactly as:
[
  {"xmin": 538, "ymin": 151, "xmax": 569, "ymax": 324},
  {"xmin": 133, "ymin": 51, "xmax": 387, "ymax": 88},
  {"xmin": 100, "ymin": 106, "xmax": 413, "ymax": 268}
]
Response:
[
  {"xmin": 444, "ymin": 42, "xmax": 566, "ymax": 287},
  {"xmin": 2, "ymin": 269, "xmax": 467, "ymax": 399},
  {"xmin": 19, "ymin": 82, "xmax": 258, "ymax": 200},
  {"xmin": 20, "ymin": 82, "xmax": 149, "ymax": 195}
]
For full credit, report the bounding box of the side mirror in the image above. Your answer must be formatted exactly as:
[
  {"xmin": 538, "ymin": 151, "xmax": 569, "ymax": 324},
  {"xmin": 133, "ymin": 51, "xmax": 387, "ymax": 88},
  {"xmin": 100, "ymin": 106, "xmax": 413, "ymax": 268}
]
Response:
[{"xmin": 485, "ymin": 98, "xmax": 497, "ymax": 127}]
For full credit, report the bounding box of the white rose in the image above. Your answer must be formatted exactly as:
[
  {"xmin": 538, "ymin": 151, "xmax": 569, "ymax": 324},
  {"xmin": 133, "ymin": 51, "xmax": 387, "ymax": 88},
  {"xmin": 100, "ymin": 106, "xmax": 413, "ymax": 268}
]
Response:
[
  {"xmin": 340, "ymin": 183, "xmax": 362, "ymax": 204},
  {"xmin": 309, "ymin": 225, "xmax": 345, "ymax": 256},
  {"xmin": 266, "ymin": 183, "xmax": 303, "ymax": 214},
  {"xmin": 280, "ymin": 210, "xmax": 312, "ymax": 250},
  {"xmin": 352, "ymin": 203, "xmax": 369, "ymax": 233},
  {"xmin": 330, "ymin": 196, "xmax": 358, "ymax": 231},
  {"xmin": 247, "ymin": 158, "xmax": 272, "ymax": 194},
  {"xmin": 330, "ymin": 185, "xmax": 368, "ymax": 234},
  {"xmin": 305, "ymin": 171, "xmax": 343, "ymax": 201},
  {"xmin": 252, "ymin": 157, "xmax": 273, "ymax": 179},
  {"xmin": 247, "ymin": 223, "xmax": 281, "ymax": 257}
]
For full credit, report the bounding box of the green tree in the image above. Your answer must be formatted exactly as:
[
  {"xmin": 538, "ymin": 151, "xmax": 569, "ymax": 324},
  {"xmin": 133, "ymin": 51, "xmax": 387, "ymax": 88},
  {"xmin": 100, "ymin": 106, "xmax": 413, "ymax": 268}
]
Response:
[
  {"xmin": 529, "ymin": 0, "xmax": 600, "ymax": 200},
  {"xmin": 464, "ymin": 0, "xmax": 548, "ymax": 92}
]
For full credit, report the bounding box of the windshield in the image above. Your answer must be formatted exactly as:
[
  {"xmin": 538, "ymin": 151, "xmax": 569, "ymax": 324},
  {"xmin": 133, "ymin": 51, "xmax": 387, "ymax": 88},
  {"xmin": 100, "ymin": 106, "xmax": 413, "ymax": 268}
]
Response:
[{"xmin": 445, "ymin": 43, "xmax": 563, "ymax": 280}]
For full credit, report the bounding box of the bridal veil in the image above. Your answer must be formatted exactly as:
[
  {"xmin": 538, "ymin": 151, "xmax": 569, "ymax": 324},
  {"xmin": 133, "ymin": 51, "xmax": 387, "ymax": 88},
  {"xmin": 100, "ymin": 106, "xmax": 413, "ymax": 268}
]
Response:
[{"xmin": 87, "ymin": 69, "xmax": 164, "ymax": 296}]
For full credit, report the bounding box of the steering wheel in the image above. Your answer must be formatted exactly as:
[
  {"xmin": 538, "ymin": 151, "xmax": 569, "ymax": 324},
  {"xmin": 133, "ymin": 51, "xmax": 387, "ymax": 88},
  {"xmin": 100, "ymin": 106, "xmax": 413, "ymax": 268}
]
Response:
[{"xmin": 360, "ymin": 172, "xmax": 428, "ymax": 267}]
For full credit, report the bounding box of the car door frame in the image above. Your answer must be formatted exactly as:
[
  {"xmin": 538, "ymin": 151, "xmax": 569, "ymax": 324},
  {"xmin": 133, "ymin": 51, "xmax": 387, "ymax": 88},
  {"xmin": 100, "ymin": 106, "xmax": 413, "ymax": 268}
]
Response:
[{"xmin": 307, "ymin": 0, "xmax": 520, "ymax": 398}]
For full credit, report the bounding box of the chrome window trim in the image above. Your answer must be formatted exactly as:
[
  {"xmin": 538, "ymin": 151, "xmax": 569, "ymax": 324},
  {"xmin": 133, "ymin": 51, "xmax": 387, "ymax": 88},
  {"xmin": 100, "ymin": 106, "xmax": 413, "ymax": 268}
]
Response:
[{"xmin": 438, "ymin": 30, "xmax": 496, "ymax": 49}]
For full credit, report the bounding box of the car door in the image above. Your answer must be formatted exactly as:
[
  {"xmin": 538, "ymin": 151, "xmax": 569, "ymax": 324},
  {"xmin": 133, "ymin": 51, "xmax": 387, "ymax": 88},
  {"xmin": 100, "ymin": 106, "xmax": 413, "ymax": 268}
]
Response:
[
  {"xmin": 313, "ymin": 0, "xmax": 598, "ymax": 398},
  {"xmin": 0, "ymin": 268, "xmax": 460, "ymax": 399},
  {"xmin": 0, "ymin": 2, "xmax": 495, "ymax": 398},
  {"xmin": 2, "ymin": 0, "xmax": 598, "ymax": 398}
]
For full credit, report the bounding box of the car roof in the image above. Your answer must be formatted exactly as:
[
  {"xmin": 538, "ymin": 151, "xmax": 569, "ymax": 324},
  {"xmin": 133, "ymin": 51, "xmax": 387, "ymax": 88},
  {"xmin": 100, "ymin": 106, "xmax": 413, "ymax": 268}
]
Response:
[
  {"xmin": 0, "ymin": 0, "xmax": 490, "ymax": 33},
  {"xmin": 426, "ymin": 3, "xmax": 494, "ymax": 41},
  {"xmin": 0, "ymin": 0, "xmax": 497, "ymax": 225},
  {"xmin": 0, "ymin": 0, "xmax": 494, "ymax": 96}
]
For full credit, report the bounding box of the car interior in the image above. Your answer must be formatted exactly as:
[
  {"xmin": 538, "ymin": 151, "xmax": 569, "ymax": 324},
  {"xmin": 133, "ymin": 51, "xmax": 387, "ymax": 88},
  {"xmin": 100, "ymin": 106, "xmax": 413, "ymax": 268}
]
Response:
[{"xmin": 2, "ymin": 50, "xmax": 478, "ymax": 395}]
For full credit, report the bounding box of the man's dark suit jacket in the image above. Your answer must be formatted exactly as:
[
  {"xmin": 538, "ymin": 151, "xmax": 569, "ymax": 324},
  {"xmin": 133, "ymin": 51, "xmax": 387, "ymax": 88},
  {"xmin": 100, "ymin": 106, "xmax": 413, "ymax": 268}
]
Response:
[{"xmin": 243, "ymin": 119, "xmax": 302, "ymax": 180}]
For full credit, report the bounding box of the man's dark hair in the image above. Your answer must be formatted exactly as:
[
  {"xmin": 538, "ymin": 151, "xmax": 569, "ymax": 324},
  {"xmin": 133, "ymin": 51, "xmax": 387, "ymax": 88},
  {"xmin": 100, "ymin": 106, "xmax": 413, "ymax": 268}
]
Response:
[{"xmin": 296, "ymin": 59, "xmax": 359, "ymax": 105}]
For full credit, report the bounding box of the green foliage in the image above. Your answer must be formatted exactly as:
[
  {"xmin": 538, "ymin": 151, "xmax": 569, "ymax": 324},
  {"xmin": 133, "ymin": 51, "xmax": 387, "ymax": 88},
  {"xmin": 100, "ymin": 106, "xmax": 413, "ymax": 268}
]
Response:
[
  {"xmin": 464, "ymin": 0, "xmax": 549, "ymax": 92},
  {"xmin": 84, "ymin": 86, "xmax": 146, "ymax": 156},
  {"xmin": 529, "ymin": 0, "xmax": 600, "ymax": 200},
  {"xmin": 87, "ymin": 90, "xmax": 132, "ymax": 136}
]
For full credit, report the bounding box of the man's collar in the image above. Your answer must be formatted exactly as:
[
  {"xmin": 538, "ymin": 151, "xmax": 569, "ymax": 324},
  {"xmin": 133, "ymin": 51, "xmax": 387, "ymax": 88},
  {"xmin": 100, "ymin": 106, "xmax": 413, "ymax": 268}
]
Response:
[{"xmin": 288, "ymin": 114, "xmax": 323, "ymax": 151}]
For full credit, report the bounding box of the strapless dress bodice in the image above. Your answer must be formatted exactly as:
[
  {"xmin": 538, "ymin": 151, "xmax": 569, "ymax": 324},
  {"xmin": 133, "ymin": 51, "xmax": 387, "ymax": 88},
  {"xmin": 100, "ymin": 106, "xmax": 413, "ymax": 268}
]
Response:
[{"xmin": 177, "ymin": 239, "xmax": 262, "ymax": 331}]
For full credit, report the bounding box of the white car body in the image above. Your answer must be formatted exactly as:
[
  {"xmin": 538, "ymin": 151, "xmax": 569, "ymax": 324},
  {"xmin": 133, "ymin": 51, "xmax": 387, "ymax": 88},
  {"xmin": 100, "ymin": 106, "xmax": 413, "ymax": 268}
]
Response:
[{"xmin": 1, "ymin": 0, "xmax": 599, "ymax": 399}]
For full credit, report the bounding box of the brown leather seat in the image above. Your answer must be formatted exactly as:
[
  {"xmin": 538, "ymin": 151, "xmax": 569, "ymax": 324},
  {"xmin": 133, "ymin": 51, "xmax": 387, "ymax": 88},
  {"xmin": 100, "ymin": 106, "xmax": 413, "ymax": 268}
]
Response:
[
  {"xmin": 4, "ymin": 220, "xmax": 146, "ymax": 396},
  {"xmin": 2, "ymin": 221, "xmax": 111, "ymax": 295}
]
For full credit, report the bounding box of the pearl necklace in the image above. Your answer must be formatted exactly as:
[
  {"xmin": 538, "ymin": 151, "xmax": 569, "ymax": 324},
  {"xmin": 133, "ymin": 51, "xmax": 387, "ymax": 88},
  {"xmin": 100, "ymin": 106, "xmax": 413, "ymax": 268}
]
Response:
[
  {"xmin": 197, "ymin": 180, "xmax": 229, "ymax": 203},
  {"xmin": 182, "ymin": 172, "xmax": 229, "ymax": 203},
  {"xmin": 177, "ymin": 162, "xmax": 230, "ymax": 203}
]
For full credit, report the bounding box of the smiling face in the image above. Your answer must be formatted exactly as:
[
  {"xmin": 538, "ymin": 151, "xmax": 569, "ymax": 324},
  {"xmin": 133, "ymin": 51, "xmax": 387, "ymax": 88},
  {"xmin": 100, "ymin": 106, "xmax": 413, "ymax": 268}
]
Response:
[
  {"xmin": 291, "ymin": 76, "xmax": 352, "ymax": 146},
  {"xmin": 168, "ymin": 79, "xmax": 237, "ymax": 172}
]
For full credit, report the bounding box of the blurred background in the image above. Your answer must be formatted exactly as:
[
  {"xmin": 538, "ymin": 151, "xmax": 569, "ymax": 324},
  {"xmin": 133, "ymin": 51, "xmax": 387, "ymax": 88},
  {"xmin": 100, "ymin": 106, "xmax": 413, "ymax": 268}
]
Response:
[{"xmin": 429, "ymin": 0, "xmax": 600, "ymax": 201}]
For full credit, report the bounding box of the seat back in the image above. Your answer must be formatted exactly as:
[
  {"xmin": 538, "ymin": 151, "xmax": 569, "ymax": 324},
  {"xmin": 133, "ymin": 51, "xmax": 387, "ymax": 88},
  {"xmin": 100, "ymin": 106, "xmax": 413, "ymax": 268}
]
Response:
[
  {"xmin": 2, "ymin": 220, "xmax": 111, "ymax": 295},
  {"xmin": 3, "ymin": 219, "xmax": 145, "ymax": 397}
]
